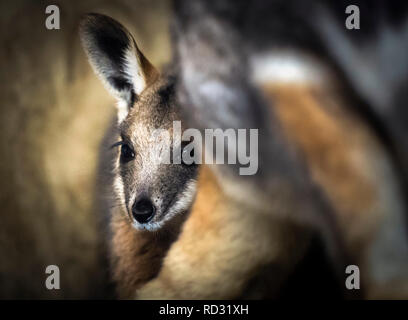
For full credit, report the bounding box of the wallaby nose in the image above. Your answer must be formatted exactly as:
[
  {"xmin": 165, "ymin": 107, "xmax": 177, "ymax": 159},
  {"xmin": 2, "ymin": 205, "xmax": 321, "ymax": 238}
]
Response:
[{"xmin": 132, "ymin": 197, "xmax": 155, "ymax": 224}]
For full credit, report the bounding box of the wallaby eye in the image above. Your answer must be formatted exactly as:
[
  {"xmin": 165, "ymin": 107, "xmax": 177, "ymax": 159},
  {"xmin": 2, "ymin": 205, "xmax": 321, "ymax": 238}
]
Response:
[{"xmin": 120, "ymin": 143, "xmax": 135, "ymax": 163}]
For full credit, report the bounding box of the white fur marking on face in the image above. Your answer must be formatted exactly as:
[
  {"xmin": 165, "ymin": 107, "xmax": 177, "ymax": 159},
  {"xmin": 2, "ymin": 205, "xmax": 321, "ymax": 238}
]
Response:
[
  {"xmin": 165, "ymin": 179, "xmax": 197, "ymax": 219},
  {"xmin": 250, "ymin": 50, "xmax": 333, "ymax": 87},
  {"xmin": 113, "ymin": 175, "xmax": 126, "ymax": 209}
]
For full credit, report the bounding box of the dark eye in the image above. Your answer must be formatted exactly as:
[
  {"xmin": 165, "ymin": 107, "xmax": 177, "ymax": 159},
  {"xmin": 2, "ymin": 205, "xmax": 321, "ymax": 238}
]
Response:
[{"xmin": 120, "ymin": 143, "xmax": 135, "ymax": 163}]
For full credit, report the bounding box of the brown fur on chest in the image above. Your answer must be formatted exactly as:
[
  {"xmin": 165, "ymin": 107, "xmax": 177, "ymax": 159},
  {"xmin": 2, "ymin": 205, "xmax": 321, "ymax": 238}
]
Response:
[{"xmin": 109, "ymin": 208, "xmax": 188, "ymax": 298}]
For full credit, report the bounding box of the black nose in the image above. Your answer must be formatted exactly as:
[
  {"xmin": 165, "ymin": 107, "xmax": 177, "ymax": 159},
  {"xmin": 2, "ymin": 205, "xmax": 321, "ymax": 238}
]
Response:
[{"xmin": 132, "ymin": 197, "xmax": 155, "ymax": 224}]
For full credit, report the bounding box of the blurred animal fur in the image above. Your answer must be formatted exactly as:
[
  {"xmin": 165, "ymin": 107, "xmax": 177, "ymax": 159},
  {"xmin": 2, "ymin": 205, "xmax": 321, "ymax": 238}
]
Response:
[
  {"xmin": 136, "ymin": 0, "xmax": 408, "ymax": 299},
  {"xmin": 79, "ymin": 1, "xmax": 408, "ymax": 299}
]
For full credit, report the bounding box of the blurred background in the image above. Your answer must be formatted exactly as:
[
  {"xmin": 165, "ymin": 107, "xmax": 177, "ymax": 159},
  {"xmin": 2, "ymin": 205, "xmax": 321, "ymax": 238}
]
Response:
[
  {"xmin": 0, "ymin": 0, "xmax": 171, "ymax": 298},
  {"xmin": 5, "ymin": 0, "xmax": 405, "ymax": 300}
]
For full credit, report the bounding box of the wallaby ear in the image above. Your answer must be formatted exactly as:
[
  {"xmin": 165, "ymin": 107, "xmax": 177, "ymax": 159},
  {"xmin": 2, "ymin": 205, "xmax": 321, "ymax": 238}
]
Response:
[{"xmin": 80, "ymin": 13, "xmax": 158, "ymax": 121}]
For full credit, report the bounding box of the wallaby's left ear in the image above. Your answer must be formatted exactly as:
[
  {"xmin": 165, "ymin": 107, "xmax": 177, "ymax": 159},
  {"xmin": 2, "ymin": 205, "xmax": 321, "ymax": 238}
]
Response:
[{"xmin": 80, "ymin": 13, "xmax": 158, "ymax": 121}]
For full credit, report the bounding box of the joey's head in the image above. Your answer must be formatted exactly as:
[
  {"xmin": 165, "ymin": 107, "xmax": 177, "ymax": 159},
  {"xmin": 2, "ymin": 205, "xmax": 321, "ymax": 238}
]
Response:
[{"xmin": 80, "ymin": 13, "xmax": 198, "ymax": 230}]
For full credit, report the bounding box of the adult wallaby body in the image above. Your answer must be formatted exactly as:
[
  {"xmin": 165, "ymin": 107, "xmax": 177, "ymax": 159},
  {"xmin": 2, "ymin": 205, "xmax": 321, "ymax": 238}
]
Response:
[{"xmin": 136, "ymin": 0, "xmax": 408, "ymax": 299}]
